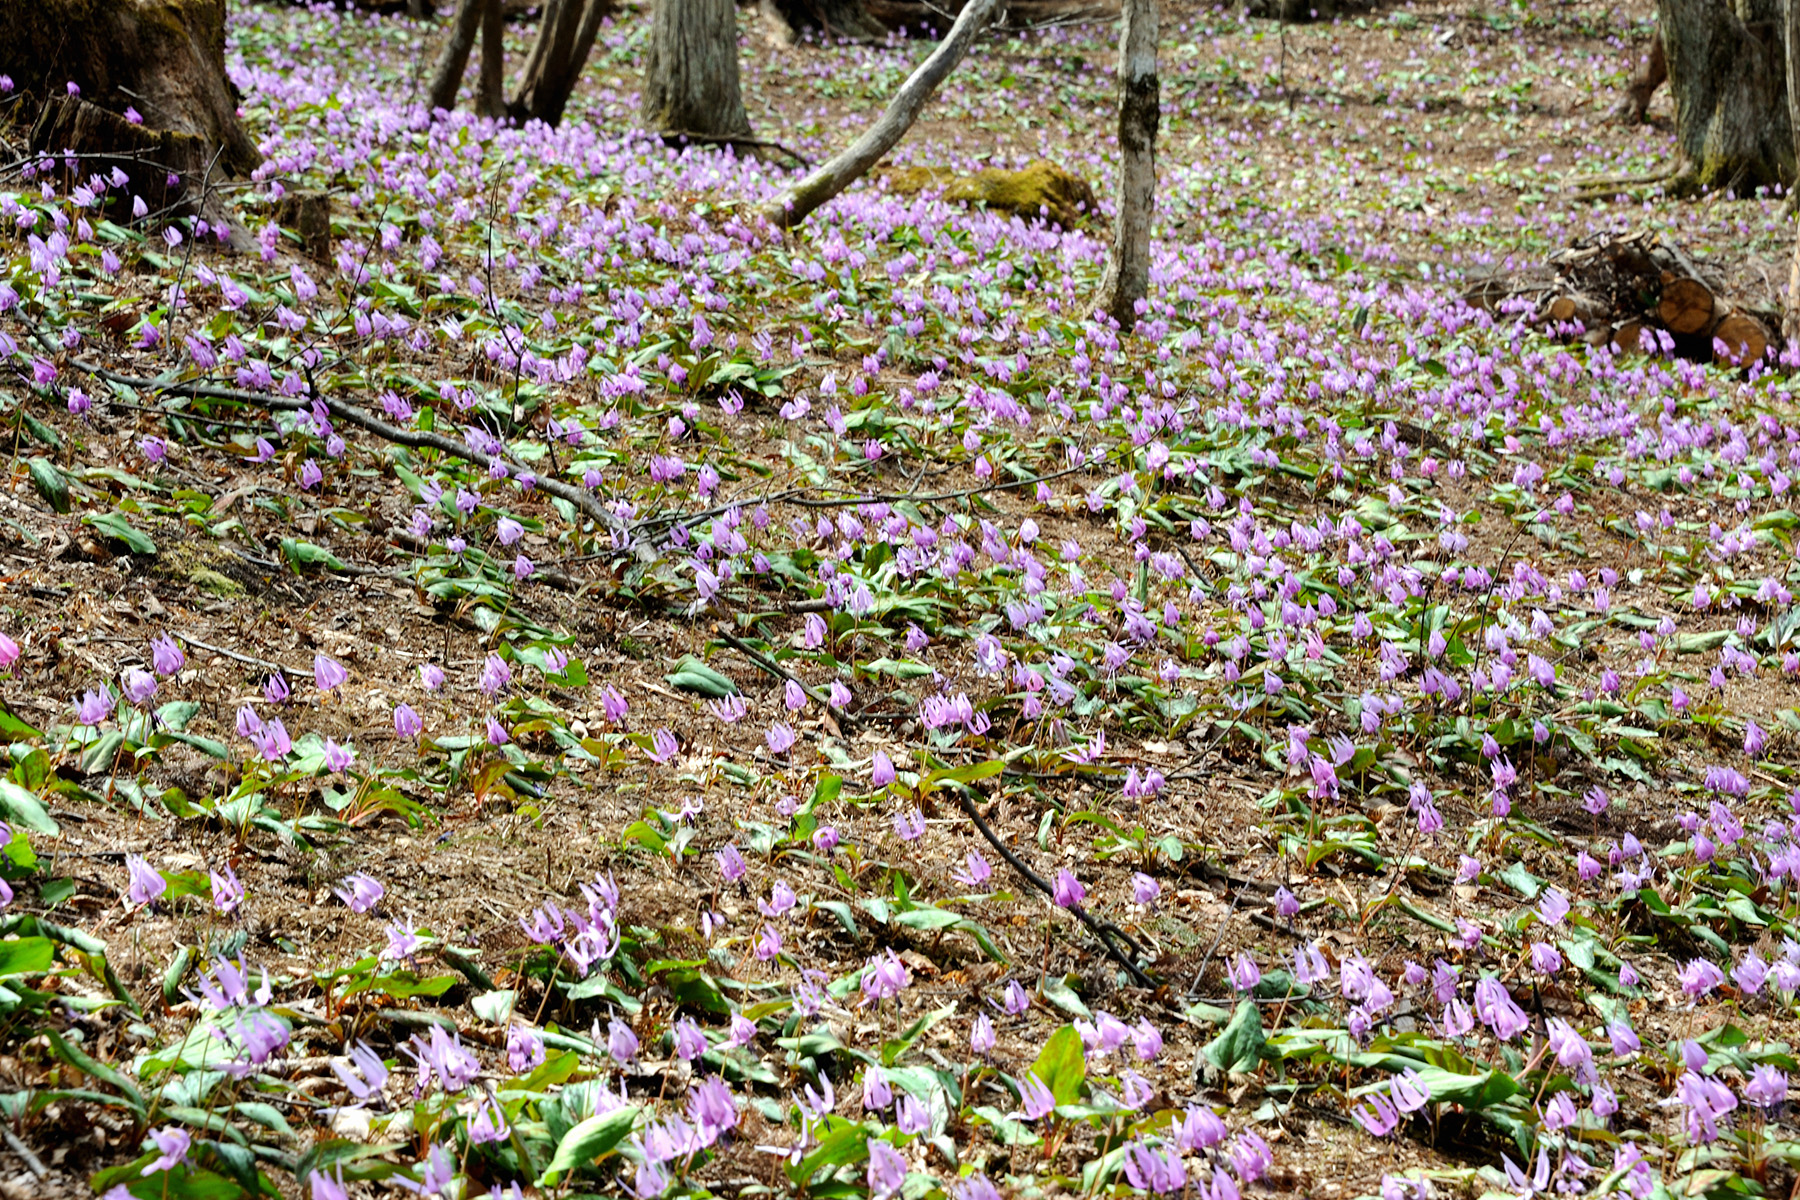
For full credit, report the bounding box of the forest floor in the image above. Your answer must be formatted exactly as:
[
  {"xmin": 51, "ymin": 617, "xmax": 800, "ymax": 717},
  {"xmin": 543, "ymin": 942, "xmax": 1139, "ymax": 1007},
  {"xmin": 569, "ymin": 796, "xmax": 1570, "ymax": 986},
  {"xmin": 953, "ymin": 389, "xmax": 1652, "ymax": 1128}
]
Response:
[{"xmin": 2, "ymin": 0, "xmax": 1799, "ymax": 1198}]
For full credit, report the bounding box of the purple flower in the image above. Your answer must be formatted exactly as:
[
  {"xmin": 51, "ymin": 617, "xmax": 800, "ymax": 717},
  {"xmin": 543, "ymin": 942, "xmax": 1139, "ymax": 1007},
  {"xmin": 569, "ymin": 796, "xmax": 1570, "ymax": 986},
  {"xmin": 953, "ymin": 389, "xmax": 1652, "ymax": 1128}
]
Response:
[
  {"xmin": 1000, "ymin": 980, "xmax": 1030, "ymax": 1014},
  {"xmin": 870, "ymin": 750, "xmax": 896, "ymax": 786},
  {"xmin": 149, "ymin": 634, "xmax": 184, "ymax": 677},
  {"xmin": 860, "ymin": 950, "xmax": 910, "ymax": 1005},
  {"xmin": 329, "ymin": 1041, "xmax": 389, "ymax": 1101},
  {"xmin": 393, "ymin": 703, "xmax": 423, "ymax": 740},
  {"xmin": 74, "ymin": 687, "xmax": 114, "ymax": 726},
  {"xmin": 1122, "ymin": 1139, "xmax": 1185, "ymax": 1195},
  {"xmin": 1353, "ymin": 1090, "xmax": 1400, "ymax": 1137},
  {"xmin": 467, "ymin": 1096, "xmax": 509, "ymax": 1145},
  {"xmin": 323, "ymin": 739, "xmax": 355, "ymax": 774},
  {"xmin": 1175, "ymin": 1104, "xmax": 1227, "ymax": 1151},
  {"xmin": 1746, "ymin": 1064, "xmax": 1788, "ymax": 1110},
  {"xmin": 253, "ymin": 717, "xmax": 292, "ymax": 761},
  {"xmin": 1053, "ymin": 869, "xmax": 1086, "ymax": 908},
  {"xmin": 715, "ymin": 843, "xmax": 747, "ymax": 883},
  {"xmin": 485, "ymin": 716, "xmax": 510, "ymax": 746},
  {"xmin": 645, "ymin": 727, "xmax": 678, "ymax": 764},
  {"xmin": 1228, "ymin": 953, "xmax": 1261, "ymax": 992},
  {"xmin": 420, "ymin": 664, "xmax": 445, "ymax": 692},
  {"xmin": 1132, "ymin": 1018, "xmax": 1163, "ymax": 1061},
  {"xmin": 866, "ymin": 1139, "xmax": 907, "ymax": 1199},
  {"xmin": 507, "ymin": 1024, "xmax": 545, "ymax": 1073},
  {"xmin": 313, "ymin": 654, "xmax": 348, "ymax": 693},
  {"xmin": 211, "ymin": 863, "xmax": 244, "ymax": 915},
  {"xmin": 126, "ymin": 855, "xmax": 166, "ymax": 908},
  {"xmin": 479, "ymin": 653, "xmax": 512, "ymax": 696},
  {"xmin": 1679, "ymin": 958, "xmax": 1725, "ymax": 1000},
  {"xmin": 862, "ymin": 1066, "xmax": 892, "ymax": 1110},
  {"xmin": 265, "ymin": 672, "xmax": 291, "ymax": 704},
  {"xmin": 953, "ymin": 850, "xmax": 992, "ymax": 887},
  {"xmin": 121, "ymin": 668, "xmax": 157, "ymax": 706},
  {"xmin": 971, "ymin": 1013, "xmax": 996, "ymax": 1057},
  {"xmin": 894, "ymin": 1092, "xmax": 930, "ymax": 1134},
  {"xmin": 765, "ymin": 722, "xmax": 797, "ymax": 755},
  {"xmin": 1273, "ymin": 886, "xmax": 1300, "ymax": 919},
  {"xmin": 141, "ymin": 1126, "xmax": 190, "ymax": 1175},
  {"xmin": 1010, "ymin": 1071, "xmax": 1056, "ymax": 1120},
  {"xmin": 607, "ymin": 1018, "xmax": 639, "ymax": 1063},
  {"xmin": 893, "ymin": 808, "xmax": 925, "ymax": 841},
  {"xmin": 1132, "ymin": 873, "xmax": 1162, "ymax": 906},
  {"xmin": 334, "ymin": 872, "xmax": 383, "ymax": 913},
  {"xmin": 1390, "ymin": 1069, "xmax": 1431, "ymax": 1114}
]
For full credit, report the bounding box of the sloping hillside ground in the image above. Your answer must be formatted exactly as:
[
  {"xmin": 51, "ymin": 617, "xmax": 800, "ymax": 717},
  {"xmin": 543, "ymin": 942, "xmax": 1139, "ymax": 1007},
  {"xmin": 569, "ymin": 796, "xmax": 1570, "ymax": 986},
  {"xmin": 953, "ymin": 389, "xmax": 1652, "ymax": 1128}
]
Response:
[{"xmin": 2, "ymin": 0, "xmax": 1798, "ymax": 1197}]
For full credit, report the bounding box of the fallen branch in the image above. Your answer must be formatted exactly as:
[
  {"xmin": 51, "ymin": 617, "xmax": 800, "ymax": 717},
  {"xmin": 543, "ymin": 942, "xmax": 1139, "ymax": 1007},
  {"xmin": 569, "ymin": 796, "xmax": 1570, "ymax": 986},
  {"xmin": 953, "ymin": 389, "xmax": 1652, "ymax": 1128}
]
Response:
[{"xmin": 950, "ymin": 789, "xmax": 1156, "ymax": 988}]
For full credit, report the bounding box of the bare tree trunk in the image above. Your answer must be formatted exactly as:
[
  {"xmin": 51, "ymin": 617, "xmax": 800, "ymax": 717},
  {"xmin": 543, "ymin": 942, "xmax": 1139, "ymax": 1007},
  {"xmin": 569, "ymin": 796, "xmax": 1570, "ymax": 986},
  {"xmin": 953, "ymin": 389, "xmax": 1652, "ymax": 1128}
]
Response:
[
  {"xmin": 477, "ymin": 0, "xmax": 506, "ymax": 118},
  {"xmin": 511, "ymin": 0, "xmax": 611, "ymax": 126},
  {"xmin": 1658, "ymin": 0, "xmax": 1794, "ymax": 193},
  {"xmin": 1096, "ymin": 0, "xmax": 1159, "ymax": 332},
  {"xmin": 765, "ymin": 0, "xmax": 999, "ymax": 228},
  {"xmin": 1786, "ymin": 0, "xmax": 1800, "ymax": 342},
  {"xmin": 642, "ymin": 0, "xmax": 753, "ymax": 139},
  {"xmin": 1614, "ymin": 31, "xmax": 1668, "ymax": 123},
  {"xmin": 426, "ymin": 0, "xmax": 485, "ymax": 112}
]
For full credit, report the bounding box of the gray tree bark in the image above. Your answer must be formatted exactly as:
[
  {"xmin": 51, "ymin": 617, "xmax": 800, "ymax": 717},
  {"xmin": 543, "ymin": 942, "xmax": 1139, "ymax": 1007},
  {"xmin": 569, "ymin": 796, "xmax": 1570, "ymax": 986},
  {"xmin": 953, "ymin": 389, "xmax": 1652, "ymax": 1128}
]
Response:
[
  {"xmin": 477, "ymin": 0, "xmax": 506, "ymax": 118},
  {"xmin": 511, "ymin": 0, "xmax": 611, "ymax": 126},
  {"xmin": 1658, "ymin": 0, "xmax": 1794, "ymax": 193},
  {"xmin": 765, "ymin": 0, "xmax": 1000, "ymax": 229},
  {"xmin": 426, "ymin": 0, "xmax": 485, "ymax": 112},
  {"xmin": 642, "ymin": 0, "xmax": 753, "ymax": 139},
  {"xmin": 1786, "ymin": 0, "xmax": 1800, "ymax": 341},
  {"xmin": 1096, "ymin": 0, "xmax": 1159, "ymax": 332}
]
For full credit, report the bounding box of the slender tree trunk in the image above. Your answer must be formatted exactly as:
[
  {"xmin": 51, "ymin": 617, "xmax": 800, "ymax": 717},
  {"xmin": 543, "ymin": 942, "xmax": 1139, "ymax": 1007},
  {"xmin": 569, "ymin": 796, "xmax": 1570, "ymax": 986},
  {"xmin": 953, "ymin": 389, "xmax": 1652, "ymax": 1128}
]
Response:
[
  {"xmin": 1096, "ymin": 0, "xmax": 1159, "ymax": 332},
  {"xmin": 1658, "ymin": 0, "xmax": 1794, "ymax": 193},
  {"xmin": 510, "ymin": 0, "xmax": 610, "ymax": 126},
  {"xmin": 1785, "ymin": 0, "xmax": 1800, "ymax": 342},
  {"xmin": 642, "ymin": 0, "xmax": 753, "ymax": 139},
  {"xmin": 426, "ymin": 0, "xmax": 485, "ymax": 112},
  {"xmin": 477, "ymin": 0, "xmax": 506, "ymax": 118},
  {"xmin": 1615, "ymin": 31, "xmax": 1668, "ymax": 123},
  {"xmin": 765, "ymin": 0, "xmax": 999, "ymax": 228}
]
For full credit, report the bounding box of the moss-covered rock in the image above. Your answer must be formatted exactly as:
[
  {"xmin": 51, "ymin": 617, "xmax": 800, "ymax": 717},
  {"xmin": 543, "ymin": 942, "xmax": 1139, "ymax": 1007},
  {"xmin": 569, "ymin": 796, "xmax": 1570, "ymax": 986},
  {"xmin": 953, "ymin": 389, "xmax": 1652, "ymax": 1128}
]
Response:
[{"xmin": 884, "ymin": 160, "xmax": 1095, "ymax": 229}]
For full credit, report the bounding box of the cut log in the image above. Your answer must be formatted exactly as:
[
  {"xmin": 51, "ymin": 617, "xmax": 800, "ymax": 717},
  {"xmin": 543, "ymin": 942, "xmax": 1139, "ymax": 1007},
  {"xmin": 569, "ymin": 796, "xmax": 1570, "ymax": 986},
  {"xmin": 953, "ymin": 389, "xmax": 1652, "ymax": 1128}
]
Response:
[
  {"xmin": 1611, "ymin": 320, "xmax": 1650, "ymax": 354},
  {"xmin": 1658, "ymin": 277, "xmax": 1720, "ymax": 334},
  {"xmin": 1709, "ymin": 311, "xmax": 1771, "ymax": 365},
  {"xmin": 1543, "ymin": 293, "xmax": 1607, "ymax": 324},
  {"xmin": 3, "ymin": 0, "xmax": 259, "ymax": 219}
]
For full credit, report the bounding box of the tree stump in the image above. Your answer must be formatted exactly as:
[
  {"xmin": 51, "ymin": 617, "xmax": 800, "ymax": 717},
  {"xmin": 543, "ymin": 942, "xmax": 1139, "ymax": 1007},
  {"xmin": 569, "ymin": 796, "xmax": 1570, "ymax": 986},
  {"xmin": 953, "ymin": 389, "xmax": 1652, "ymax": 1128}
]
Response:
[{"xmin": 1, "ymin": 0, "xmax": 260, "ymax": 215}]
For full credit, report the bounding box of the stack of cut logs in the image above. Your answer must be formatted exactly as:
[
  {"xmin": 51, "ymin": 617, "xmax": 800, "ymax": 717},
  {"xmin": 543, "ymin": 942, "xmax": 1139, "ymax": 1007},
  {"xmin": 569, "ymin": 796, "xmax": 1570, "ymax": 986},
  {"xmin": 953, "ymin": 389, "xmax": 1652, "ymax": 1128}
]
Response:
[{"xmin": 1464, "ymin": 231, "xmax": 1776, "ymax": 368}]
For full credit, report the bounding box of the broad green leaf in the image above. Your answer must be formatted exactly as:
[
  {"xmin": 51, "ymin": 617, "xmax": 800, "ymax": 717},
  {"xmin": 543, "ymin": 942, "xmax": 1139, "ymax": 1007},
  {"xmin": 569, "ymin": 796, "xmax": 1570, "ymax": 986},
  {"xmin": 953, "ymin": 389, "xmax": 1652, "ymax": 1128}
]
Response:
[
  {"xmin": 1030, "ymin": 1024, "xmax": 1086, "ymax": 1105},
  {"xmin": 664, "ymin": 655, "xmax": 738, "ymax": 697},
  {"xmin": 536, "ymin": 1105, "xmax": 639, "ymax": 1186},
  {"xmin": 27, "ymin": 458, "xmax": 69, "ymax": 513},
  {"xmin": 0, "ymin": 938, "xmax": 54, "ymax": 977},
  {"xmin": 84, "ymin": 512, "xmax": 157, "ymax": 555},
  {"xmin": 1202, "ymin": 999, "xmax": 1265, "ymax": 1074},
  {"xmin": 280, "ymin": 538, "xmax": 346, "ymax": 572},
  {"xmin": 0, "ymin": 779, "xmax": 58, "ymax": 834}
]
